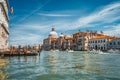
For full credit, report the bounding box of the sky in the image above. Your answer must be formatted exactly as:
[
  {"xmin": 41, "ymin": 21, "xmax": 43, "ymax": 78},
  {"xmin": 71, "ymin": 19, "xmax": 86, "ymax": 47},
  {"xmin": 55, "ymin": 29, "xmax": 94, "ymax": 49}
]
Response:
[{"xmin": 8, "ymin": 0, "xmax": 120, "ymax": 46}]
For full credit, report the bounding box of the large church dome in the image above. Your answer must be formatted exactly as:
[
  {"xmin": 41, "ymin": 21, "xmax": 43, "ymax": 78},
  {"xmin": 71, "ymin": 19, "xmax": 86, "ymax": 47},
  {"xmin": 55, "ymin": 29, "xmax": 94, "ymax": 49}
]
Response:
[{"xmin": 49, "ymin": 28, "xmax": 58, "ymax": 38}]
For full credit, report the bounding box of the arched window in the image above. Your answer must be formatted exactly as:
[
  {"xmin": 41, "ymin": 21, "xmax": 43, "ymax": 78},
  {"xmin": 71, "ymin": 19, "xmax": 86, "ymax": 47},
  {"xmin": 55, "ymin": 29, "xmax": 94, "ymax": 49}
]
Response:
[
  {"xmin": 104, "ymin": 39, "xmax": 106, "ymax": 42},
  {"xmin": 98, "ymin": 40, "xmax": 100, "ymax": 43},
  {"xmin": 118, "ymin": 42, "xmax": 120, "ymax": 45},
  {"xmin": 95, "ymin": 40, "xmax": 97, "ymax": 43},
  {"xmin": 114, "ymin": 42, "xmax": 116, "ymax": 45},
  {"xmin": 110, "ymin": 42, "xmax": 112, "ymax": 45}
]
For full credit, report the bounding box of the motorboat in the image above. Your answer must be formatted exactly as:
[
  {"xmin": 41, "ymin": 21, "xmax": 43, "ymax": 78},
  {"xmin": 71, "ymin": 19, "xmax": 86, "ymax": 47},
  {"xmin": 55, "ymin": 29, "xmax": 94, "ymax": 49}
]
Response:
[{"xmin": 50, "ymin": 49, "xmax": 59, "ymax": 52}]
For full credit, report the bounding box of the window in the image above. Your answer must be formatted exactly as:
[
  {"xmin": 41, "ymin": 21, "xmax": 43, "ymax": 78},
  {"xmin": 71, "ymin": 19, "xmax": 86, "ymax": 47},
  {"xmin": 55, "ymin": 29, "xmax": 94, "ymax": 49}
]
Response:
[
  {"xmin": 98, "ymin": 40, "xmax": 100, "ymax": 43},
  {"xmin": 110, "ymin": 42, "xmax": 112, "ymax": 45},
  {"xmin": 95, "ymin": 40, "xmax": 97, "ymax": 43},
  {"xmin": 114, "ymin": 42, "xmax": 116, "ymax": 45},
  {"xmin": 89, "ymin": 41, "xmax": 91, "ymax": 43},
  {"xmin": 104, "ymin": 39, "xmax": 106, "ymax": 42},
  {"xmin": 118, "ymin": 42, "xmax": 120, "ymax": 45},
  {"xmin": 104, "ymin": 47, "xmax": 105, "ymax": 50},
  {"xmin": 104, "ymin": 44, "xmax": 106, "ymax": 46}
]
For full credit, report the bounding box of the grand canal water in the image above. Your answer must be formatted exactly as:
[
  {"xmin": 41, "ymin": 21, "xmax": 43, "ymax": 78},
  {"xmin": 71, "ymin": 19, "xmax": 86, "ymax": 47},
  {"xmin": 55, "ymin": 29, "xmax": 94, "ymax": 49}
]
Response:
[{"xmin": 0, "ymin": 51, "xmax": 120, "ymax": 80}]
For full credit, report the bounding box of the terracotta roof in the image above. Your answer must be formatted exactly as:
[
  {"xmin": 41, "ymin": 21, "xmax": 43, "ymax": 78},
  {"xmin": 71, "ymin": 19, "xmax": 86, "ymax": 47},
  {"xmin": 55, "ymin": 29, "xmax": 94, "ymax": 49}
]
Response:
[
  {"xmin": 73, "ymin": 32, "xmax": 100, "ymax": 37},
  {"xmin": 64, "ymin": 36, "xmax": 73, "ymax": 40},
  {"xmin": 90, "ymin": 35, "xmax": 116, "ymax": 40},
  {"xmin": 57, "ymin": 37, "xmax": 64, "ymax": 41},
  {"xmin": 73, "ymin": 32, "xmax": 89, "ymax": 35},
  {"xmin": 111, "ymin": 37, "xmax": 120, "ymax": 41},
  {"xmin": 44, "ymin": 36, "xmax": 57, "ymax": 41}
]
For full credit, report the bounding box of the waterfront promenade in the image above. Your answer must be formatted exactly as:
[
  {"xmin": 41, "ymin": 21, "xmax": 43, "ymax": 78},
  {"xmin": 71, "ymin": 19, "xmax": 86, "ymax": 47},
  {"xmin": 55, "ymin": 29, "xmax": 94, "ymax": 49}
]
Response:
[{"xmin": 0, "ymin": 45, "xmax": 42, "ymax": 57}]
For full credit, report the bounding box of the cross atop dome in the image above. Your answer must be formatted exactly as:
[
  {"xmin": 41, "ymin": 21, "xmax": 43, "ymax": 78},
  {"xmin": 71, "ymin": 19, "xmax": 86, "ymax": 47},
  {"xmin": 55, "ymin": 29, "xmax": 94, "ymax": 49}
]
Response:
[{"xmin": 51, "ymin": 27, "xmax": 55, "ymax": 31}]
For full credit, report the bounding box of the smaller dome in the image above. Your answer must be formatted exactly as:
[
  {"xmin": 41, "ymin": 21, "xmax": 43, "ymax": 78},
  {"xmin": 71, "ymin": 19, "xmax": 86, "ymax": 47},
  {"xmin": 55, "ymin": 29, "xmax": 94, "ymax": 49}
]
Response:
[
  {"xmin": 65, "ymin": 35, "xmax": 72, "ymax": 38},
  {"xmin": 59, "ymin": 33, "xmax": 64, "ymax": 38}
]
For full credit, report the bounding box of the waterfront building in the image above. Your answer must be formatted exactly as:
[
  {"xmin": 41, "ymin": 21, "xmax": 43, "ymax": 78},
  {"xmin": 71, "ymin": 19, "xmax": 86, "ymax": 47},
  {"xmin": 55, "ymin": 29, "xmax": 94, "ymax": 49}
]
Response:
[
  {"xmin": 55, "ymin": 33, "xmax": 65, "ymax": 50},
  {"xmin": 62, "ymin": 35, "xmax": 73, "ymax": 50},
  {"xmin": 108, "ymin": 38, "xmax": 120, "ymax": 50},
  {"xmin": 72, "ymin": 31, "xmax": 97, "ymax": 51},
  {"xmin": 43, "ymin": 28, "xmax": 58, "ymax": 50},
  {"xmin": 72, "ymin": 32, "xmax": 79, "ymax": 50},
  {"xmin": 43, "ymin": 28, "xmax": 73, "ymax": 51},
  {"xmin": 88, "ymin": 35, "xmax": 116, "ymax": 51},
  {"xmin": 0, "ymin": 0, "xmax": 9, "ymax": 51}
]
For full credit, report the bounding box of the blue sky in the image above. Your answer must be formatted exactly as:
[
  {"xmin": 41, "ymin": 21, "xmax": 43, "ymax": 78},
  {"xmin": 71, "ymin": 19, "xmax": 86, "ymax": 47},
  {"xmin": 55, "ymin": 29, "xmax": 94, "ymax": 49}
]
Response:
[{"xmin": 9, "ymin": 0, "xmax": 120, "ymax": 46}]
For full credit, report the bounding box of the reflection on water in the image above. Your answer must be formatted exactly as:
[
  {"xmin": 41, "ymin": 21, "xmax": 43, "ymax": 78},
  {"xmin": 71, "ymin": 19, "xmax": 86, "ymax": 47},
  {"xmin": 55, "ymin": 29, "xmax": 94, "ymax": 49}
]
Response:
[
  {"xmin": 0, "ymin": 58, "xmax": 8, "ymax": 80},
  {"xmin": 1, "ymin": 51, "xmax": 120, "ymax": 80}
]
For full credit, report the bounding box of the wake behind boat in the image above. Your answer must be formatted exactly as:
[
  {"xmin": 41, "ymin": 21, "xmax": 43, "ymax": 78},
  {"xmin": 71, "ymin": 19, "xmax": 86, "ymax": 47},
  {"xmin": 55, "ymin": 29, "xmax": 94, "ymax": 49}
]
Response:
[
  {"xmin": 88, "ymin": 49, "xmax": 107, "ymax": 54},
  {"xmin": 108, "ymin": 49, "xmax": 120, "ymax": 53}
]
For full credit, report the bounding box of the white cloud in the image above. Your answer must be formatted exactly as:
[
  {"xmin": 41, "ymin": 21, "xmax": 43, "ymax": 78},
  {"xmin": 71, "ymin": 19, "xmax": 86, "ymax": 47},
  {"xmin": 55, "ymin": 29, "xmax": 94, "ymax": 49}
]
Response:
[
  {"xmin": 72, "ymin": 2, "xmax": 120, "ymax": 29},
  {"xmin": 38, "ymin": 2, "xmax": 120, "ymax": 32},
  {"xmin": 53, "ymin": 2, "xmax": 120, "ymax": 33},
  {"xmin": 10, "ymin": 2, "xmax": 120, "ymax": 46},
  {"xmin": 104, "ymin": 24, "xmax": 120, "ymax": 36},
  {"xmin": 38, "ymin": 13, "xmax": 73, "ymax": 17},
  {"xmin": 9, "ymin": 32, "xmax": 43, "ymax": 46}
]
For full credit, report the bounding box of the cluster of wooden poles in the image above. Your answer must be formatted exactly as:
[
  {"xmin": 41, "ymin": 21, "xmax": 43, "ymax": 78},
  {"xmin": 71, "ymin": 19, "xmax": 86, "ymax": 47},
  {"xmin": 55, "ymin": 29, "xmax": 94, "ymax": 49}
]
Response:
[{"xmin": 0, "ymin": 45, "xmax": 42, "ymax": 57}]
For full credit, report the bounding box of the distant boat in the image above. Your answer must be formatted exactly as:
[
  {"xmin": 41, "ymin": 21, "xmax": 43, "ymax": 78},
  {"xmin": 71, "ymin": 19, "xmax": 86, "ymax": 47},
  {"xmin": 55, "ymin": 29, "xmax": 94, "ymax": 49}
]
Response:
[
  {"xmin": 68, "ymin": 50, "xmax": 74, "ymax": 52},
  {"xmin": 88, "ymin": 49, "xmax": 104, "ymax": 54},
  {"xmin": 50, "ymin": 49, "xmax": 59, "ymax": 52},
  {"xmin": 66, "ymin": 49, "xmax": 74, "ymax": 52}
]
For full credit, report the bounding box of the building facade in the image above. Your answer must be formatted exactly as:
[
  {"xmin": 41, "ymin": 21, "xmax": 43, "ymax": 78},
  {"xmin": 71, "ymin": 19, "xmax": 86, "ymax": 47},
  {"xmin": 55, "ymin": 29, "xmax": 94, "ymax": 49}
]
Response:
[
  {"xmin": 62, "ymin": 35, "xmax": 73, "ymax": 50},
  {"xmin": 88, "ymin": 35, "xmax": 116, "ymax": 51},
  {"xmin": 0, "ymin": 0, "xmax": 9, "ymax": 51},
  {"xmin": 55, "ymin": 33, "xmax": 65, "ymax": 50},
  {"xmin": 72, "ymin": 32, "xmax": 79, "ymax": 50},
  {"xmin": 43, "ymin": 28, "xmax": 58, "ymax": 50},
  {"xmin": 43, "ymin": 29, "xmax": 120, "ymax": 51},
  {"xmin": 43, "ymin": 28, "xmax": 73, "ymax": 51},
  {"xmin": 72, "ymin": 31, "xmax": 97, "ymax": 51},
  {"xmin": 108, "ymin": 38, "xmax": 120, "ymax": 50}
]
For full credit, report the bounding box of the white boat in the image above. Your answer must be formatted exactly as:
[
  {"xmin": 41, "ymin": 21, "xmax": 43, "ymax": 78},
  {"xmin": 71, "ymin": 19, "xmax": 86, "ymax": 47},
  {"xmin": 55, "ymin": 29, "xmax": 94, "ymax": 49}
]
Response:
[
  {"xmin": 98, "ymin": 50, "xmax": 104, "ymax": 54},
  {"xmin": 66, "ymin": 50, "xmax": 74, "ymax": 52},
  {"xmin": 50, "ymin": 49, "xmax": 59, "ymax": 52},
  {"xmin": 89, "ymin": 49, "xmax": 104, "ymax": 54}
]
